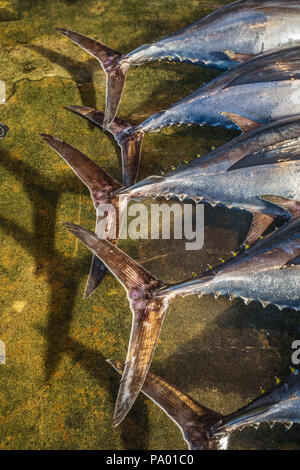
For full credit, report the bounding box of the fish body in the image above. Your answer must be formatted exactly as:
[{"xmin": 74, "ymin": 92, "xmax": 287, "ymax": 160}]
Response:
[
  {"xmin": 64, "ymin": 201, "xmax": 300, "ymax": 425},
  {"xmin": 135, "ymin": 46, "xmax": 300, "ymax": 134},
  {"xmin": 127, "ymin": 117, "xmax": 300, "ymax": 218},
  {"xmin": 109, "ymin": 359, "xmax": 300, "ymax": 450},
  {"xmin": 58, "ymin": 0, "xmax": 300, "ymax": 127}
]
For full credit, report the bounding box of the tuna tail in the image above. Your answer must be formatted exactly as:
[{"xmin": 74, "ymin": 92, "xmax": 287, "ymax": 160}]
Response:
[
  {"xmin": 57, "ymin": 29, "xmax": 127, "ymax": 128},
  {"xmin": 41, "ymin": 134, "xmax": 123, "ymax": 298},
  {"xmin": 0, "ymin": 124, "xmax": 8, "ymax": 140},
  {"xmin": 108, "ymin": 359, "xmax": 225, "ymax": 450},
  {"xmin": 66, "ymin": 105, "xmax": 142, "ymax": 186},
  {"xmin": 64, "ymin": 223, "xmax": 172, "ymax": 426}
]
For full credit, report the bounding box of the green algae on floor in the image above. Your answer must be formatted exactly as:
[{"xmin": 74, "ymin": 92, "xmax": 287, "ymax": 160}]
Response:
[{"xmin": 0, "ymin": 0, "xmax": 300, "ymax": 450}]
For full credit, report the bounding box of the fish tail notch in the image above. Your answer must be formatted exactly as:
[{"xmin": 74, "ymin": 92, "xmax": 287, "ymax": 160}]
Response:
[
  {"xmin": 66, "ymin": 105, "xmax": 143, "ymax": 186},
  {"xmin": 57, "ymin": 28, "xmax": 127, "ymax": 127}
]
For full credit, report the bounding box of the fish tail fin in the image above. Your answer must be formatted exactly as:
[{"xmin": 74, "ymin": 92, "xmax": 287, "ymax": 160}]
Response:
[
  {"xmin": 0, "ymin": 124, "xmax": 8, "ymax": 140},
  {"xmin": 108, "ymin": 359, "xmax": 225, "ymax": 449},
  {"xmin": 41, "ymin": 134, "xmax": 123, "ymax": 297},
  {"xmin": 64, "ymin": 224, "xmax": 172, "ymax": 425},
  {"xmin": 66, "ymin": 105, "xmax": 143, "ymax": 186},
  {"xmin": 57, "ymin": 28, "xmax": 127, "ymax": 128}
]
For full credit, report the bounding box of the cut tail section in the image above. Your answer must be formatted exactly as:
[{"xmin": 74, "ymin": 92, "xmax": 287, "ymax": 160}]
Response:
[
  {"xmin": 108, "ymin": 359, "xmax": 224, "ymax": 449},
  {"xmin": 57, "ymin": 28, "xmax": 127, "ymax": 128},
  {"xmin": 0, "ymin": 124, "xmax": 8, "ymax": 140},
  {"xmin": 66, "ymin": 105, "xmax": 142, "ymax": 186},
  {"xmin": 41, "ymin": 134, "xmax": 122, "ymax": 297},
  {"xmin": 64, "ymin": 223, "xmax": 171, "ymax": 426}
]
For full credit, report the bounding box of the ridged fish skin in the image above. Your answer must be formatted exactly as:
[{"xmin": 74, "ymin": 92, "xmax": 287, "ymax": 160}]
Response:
[
  {"xmin": 109, "ymin": 359, "xmax": 300, "ymax": 450},
  {"xmin": 163, "ymin": 209, "xmax": 300, "ymax": 312}
]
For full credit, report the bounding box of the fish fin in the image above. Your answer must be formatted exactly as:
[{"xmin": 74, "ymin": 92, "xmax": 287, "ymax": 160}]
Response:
[
  {"xmin": 243, "ymin": 212, "xmax": 275, "ymax": 246},
  {"xmin": 57, "ymin": 29, "xmax": 127, "ymax": 128},
  {"xmin": 261, "ymin": 196, "xmax": 300, "ymax": 219},
  {"xmin": 108, "ymin": 359, "xmax": 224, "ymax": 449},
  {"xmin": 64, "ymin": 224, "xmax": 170, "ymax": 424},
  {"xmin": 41, "ymin": 134, "xmax": 121, "ymax": 193},
  {"xmin": 66, "ymin": 105, "xmax": 143, "ymax": 186},
  {"xmin": 220, "ymin": 112, "xmax": 262, "ymax": 133},
  {"xmin": 0, "ymin": 124, "xmax": 8, "ymax": 140},
  {"xmin": 42, "ymin": 135, "xmax": 123, "ymax": 296},
  {"xmin": 223, "ymin": 50, "xmax": 254, "ymax": 63}
]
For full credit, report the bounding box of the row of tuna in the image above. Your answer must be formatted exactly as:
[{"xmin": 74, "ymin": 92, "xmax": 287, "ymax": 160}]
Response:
[{"xmin": 3, "ymin": 0, "xmax": 300, "ymax": 450}]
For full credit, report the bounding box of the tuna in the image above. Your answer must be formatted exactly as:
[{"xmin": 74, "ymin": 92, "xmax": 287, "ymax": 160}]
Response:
[
  {"xmin": 64, "ymin": 198, "xmax": 300, "ymax": 425},
  {"xmin": 58, "ymin": 0, "xmax": 300, "ymax": 128},
  {"xmin": 109, "ymin": 359, "xmax": 300, "ymax": 450},
  {"xmin": 41, "ymin": 115, "xmax": 300, "ymax": 296}
]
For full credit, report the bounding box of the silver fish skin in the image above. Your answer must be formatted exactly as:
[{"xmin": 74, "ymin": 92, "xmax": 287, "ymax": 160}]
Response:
[
  {"xmin": 163, "ymin": 206, "xmax": 300, "ymax": 311},
  {"xmin": 221, "ymin": 374, "xmax": 300, "ymax": 434},
  {"xmin": 0, "ymin": 124, "xmax": 8, "ymax": 140},
  {"xmin": 58, "ymin": 0, "xmax": 300, "ymax": 127},
  {"xmin": 136, "ymin": 46, "xmax": 300, "ymax": 134},
  {"xmin": 125, "ymin": 116, "xmax": 300, "ymax": 218},
  {"xmin": 67, "ymin": 46, "xmax": 300, "ymax": 186},
  {"xmin": 109, "ymin": 359, "xmax": 300, "ymax": 450},
  {"xmin": 125, "ymin": 0, "xmax": 300, "ymax": 69}
]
